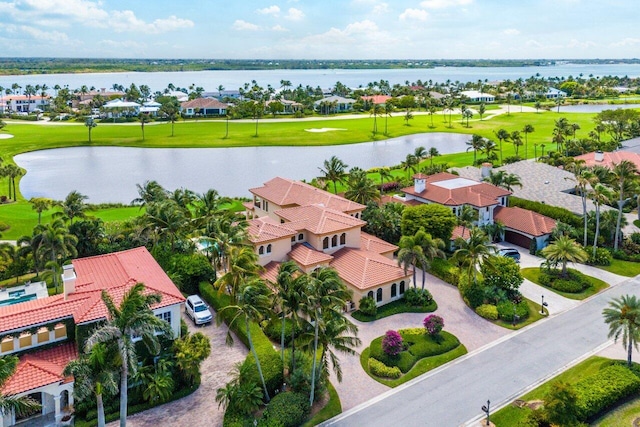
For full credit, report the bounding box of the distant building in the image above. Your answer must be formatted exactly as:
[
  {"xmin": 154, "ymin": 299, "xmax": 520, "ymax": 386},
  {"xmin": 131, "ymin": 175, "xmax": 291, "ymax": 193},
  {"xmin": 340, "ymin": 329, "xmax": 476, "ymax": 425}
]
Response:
[
  {"xmin": 459, "ymin": 91, "xmax": 495, "ymax": 103},
  {"xmin": 314, "ymin": 95, "xmax": 356, "ymax": 113},
  {"xmin": 545, "ymin": 88, "xmax": 567, "ymax": 99},
  {"xmin": 180, "ymin": 98, "xmax": 229, "ymax": 116},
  {"xmin": 3, "ymin": 95, "xmax": 50, "ymax": 113}
]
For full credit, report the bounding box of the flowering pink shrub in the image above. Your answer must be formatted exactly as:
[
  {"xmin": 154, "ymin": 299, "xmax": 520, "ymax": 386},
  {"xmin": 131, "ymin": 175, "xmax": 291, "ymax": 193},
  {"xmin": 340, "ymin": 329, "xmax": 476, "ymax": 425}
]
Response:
[
  {"xmin": 423, "ymin": 315, "xmax": 444, "ymax": 336},
  {"xmin": 382, "ymin": 330, "xmax": 404, "ymax": 356}
]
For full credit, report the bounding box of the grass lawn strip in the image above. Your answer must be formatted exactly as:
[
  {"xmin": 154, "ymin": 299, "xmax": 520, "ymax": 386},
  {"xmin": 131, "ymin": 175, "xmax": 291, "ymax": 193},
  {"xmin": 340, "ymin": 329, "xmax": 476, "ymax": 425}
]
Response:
[
  {"xmin": 520, "ymin": 267, "xmax": 609, "ymax": 300},
  {"xmin": 592, "ymin": 394, "xmax": 640, "ymax": 426},
  {"xmin": 301, "ymin": 382, "xmax": 342, "ymax": 427},
  {"xmin": 598, "ymin": 258, "xmax": 640, "ymax": 277},
  {"xmin": 351, "ymin": 298, "xmax": 437, "ymax": 322}
]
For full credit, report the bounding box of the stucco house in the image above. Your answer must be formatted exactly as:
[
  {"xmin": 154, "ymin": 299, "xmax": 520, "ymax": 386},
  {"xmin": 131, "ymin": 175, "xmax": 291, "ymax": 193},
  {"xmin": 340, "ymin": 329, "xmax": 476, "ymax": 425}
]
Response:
[
  {"xmin": 0, "ymin": 247, "xmax": 184, "ymax": 427},
  {"xmin": 459, "ymin": 91, "xmax": 495, "ymax": 103},
  {"xmin": 2, "ymin": 95, "xmax": 50, "ymax": 113},
  {"xmin": 245, "ymin": 177, "xmax": 411, "ymax": 311},
  {"xmin": 180, "ymin": 98, "xmax": 229, "ymax": 116},
  {"xmin": 314, "ymin": 95, "xmax": 356, "ymax": 113},
  {"xmin": 574, "ymin": 150, "xmax": 640, "ymax": 171},
  {"xmin": 545, "ymin": 88, "xmax": 567, "ymax": 99}
]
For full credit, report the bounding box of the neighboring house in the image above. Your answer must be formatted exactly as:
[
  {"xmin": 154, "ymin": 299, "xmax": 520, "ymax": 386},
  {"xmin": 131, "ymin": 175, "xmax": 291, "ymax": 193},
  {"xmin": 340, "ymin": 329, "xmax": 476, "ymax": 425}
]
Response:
[
  {"xmin": 71, "ymin": 89, "xmax": 125, "ymax": 108},
  {"xmin": 3, "ymin": 95, "xmax": 50, "ymax": 113},
  {"xmin": 180, "ymin": 98, "xmax": 228, "ymax": 116},
  {"xmin": 574, "ymin": 150, "xmax": 640, "ymax": 171},
  {"xmin": 265, "ymin": 99, "xmax": 303, "ymax": 114},
  {"xmin": 360, "ymin": 95, "xmax": 392, "ymax": 106},
  {"xmin": 545, "ymin": 88, "xmax": 567, "ymax": 99},
  {"xmin": 459, "ymin": 91, "xmax": 495, "ymax": 103},
  {"xmin": 0, "ymin": 247, "xmax": 184, "ymax": 427},
  {"xmin": 245, "ymin": 177, "xmax": 411, "ymax": 311},
  {"xmin": 398, "ymin": 173, "xmax": 556, "ymax": 250},
  {"xmin": 314, "ymin": 95, "xmax": 356, "ymax": 113}
]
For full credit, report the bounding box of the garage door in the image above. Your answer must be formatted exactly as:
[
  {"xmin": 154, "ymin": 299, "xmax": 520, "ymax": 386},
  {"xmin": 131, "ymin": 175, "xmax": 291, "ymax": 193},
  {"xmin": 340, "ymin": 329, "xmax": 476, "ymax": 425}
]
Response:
[{"xmin": 504, "ymin": 230, "xmax": 532, "ymax": 249}]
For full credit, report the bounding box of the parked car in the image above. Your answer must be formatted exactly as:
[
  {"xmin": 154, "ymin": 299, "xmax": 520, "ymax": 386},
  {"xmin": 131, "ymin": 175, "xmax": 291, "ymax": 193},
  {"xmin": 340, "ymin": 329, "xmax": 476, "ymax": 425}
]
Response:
[
  {"xmin": 185, "ymin": 295, "xmax": 213, "ymax": 325},
  {"xmin": 498, "ymin": 248, "xmax": 521, "ymax": 263}
]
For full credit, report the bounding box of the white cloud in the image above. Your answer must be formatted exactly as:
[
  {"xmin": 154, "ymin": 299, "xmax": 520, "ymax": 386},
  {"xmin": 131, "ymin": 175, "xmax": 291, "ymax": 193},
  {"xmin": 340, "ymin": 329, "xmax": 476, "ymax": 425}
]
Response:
[
  {"xmin": 503, "ymin": 28, "xmax": 520, "ymax": 35},
  {"xmin": 256, "ymin": 5, "xmax": 280, "ymax": 15},
  {"xmin": 272, "ymin": 25, "xmax": 289, "ymax": 32},
  {"xmin": 399, "ymin": 8, "xmax": 429, "ymax": 21},
  {"xmin": 372, "ymin": 3, "xmax": 389, "ymax": 14},
  {"xmin": 420, "ymin": 0, "xmax": 473, "ymax": 9},
  {"xmin": 99, "ymin": 39, "xmax": 146, "ymax": 49},
  {"xmin": 19, "ymin": 26, "xmax": 69, "ymax": 42},
  {"xmin": 150, "ymin": 16, "xmax": 195, "ymax": 33},
  {"xmin": 285, "ymin": 7, "xmax": 305, "ymax": 21},
  {"xmin": 232, "ymin": 20, "xmax": 260, "ymax": 31},
  {"xmin": 611, "ymin": 37, "xmax": 640, "ymax": 47},
  {"xmin": 525, "ymin": 39, "xmax": 543, "ymax": 48},
  {"xmin": 567, "ymin": 39, "xmax": 596, "ymax": 48},
  {"xmin": 344, "ymin": 20, "xmax": 378, "ymax": 34}
]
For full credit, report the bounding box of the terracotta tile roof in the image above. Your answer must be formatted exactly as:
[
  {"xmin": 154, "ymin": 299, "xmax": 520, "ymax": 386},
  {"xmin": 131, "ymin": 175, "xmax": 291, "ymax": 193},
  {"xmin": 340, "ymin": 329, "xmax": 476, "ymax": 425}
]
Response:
[
  {"xmin": 247, "ymin": 217, "xmax": 296, "ymax": 244},
  {"xmin": 180, "ymin": 98, "xmax": 228, "ymax": 109},
  {"xmin": 260, "ymin": 261, "xmax": 282, "ymax": 285},
  {"xmin": 494, "ymin": 206, "xmax": 556, "ymax": 237},
  {"xmin": 288, "ymin": 243, "xmax": 334, "ymax": 267},
  {"xmin": 5, "ymin": 95, "xmax": 49, "ymax": 101},
  {"xmin": 330, "ymin": 248, "xmax": 410, "ymax": 290},
  {"xmin": 275, "ymin": 204, "xmax": 365, "ymax": 235},
  {"xmin": 1, "ymin": 343, "xmax": 77, "ymax": 395},
  {"xmin": 451, "ymin": 225, "xmax": 471, "ymax": 240},
  {"xmin": 0, "ymin": 247, "xmax": 185, "ymax": 334},
  {"xmin": 250, "ymin": 177, "xmax": 365, "ymax": 214},
  {"xmin": 574, "ymin": 151, "xmax": 640, "ymax": 170},
  {"xmin": 360, "ymin": 95, "xmax": 392, "ymax": 104},
  {"xmin": 360, "ymin": 232, "xmax": 397, "ymax": 255},
  {"xmin": 402, "ymin": 172, "xmax": 510, "ymax": 208},
  {"xmin": 243, "ymin": 201, "xmax": 255, "ymax": 211}
]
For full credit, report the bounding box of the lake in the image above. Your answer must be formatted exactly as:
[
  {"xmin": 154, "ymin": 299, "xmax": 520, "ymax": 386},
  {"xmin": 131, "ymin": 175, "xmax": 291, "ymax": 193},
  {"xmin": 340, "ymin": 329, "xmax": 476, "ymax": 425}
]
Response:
[
  {"xmin": 558, "ymin": 103, "xmax": 640, "ymax": 113},
  {"xmin": 15, "ymin": 133, "xmax": 470, "ymax": 204},
  {"xmin": 3, "ymin": 63, "xmax": 640, "ymax": 94}
]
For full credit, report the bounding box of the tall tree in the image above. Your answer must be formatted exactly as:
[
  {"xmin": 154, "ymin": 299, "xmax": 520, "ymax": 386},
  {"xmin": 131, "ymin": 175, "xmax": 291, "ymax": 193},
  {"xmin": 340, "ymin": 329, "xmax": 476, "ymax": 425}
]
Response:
[
  {"xmin": 453, "ymin": 227, "xmax": 494, "ymax": 284},
  {"xmin": 397, "ymin": 234, "xmax": 427, "ymax": 289},
  {"xmin": 159, "ymin": 98, "xmax": 181, "ymax": 137},
  {"xmin": 318, "ymin": 156, "xmax": 349, "ymax": 195},
  {"xmin": 521, "ymin": 124, "xmax": 535, "ymax": 159},
  {"xmin": 427, "ymin": 147, "xmax": 440, "ymax": 167},
  {"xmin": 215, "ymin": 245, "xmax": 260, "ymax": 303},
  {"xmin": 85, "ymin": 117, "xmax": 97, "ymax": 142},
  {"xmin": 414, "ymin": 229, "xmax": 446, "ymax": 290},
  {"xmin": 466, "ymin": 134, "xmax": 484, "ymax": 165},
  {"xmin": 541, "ymin": 235, "xmax": 588, "ymax": 277},
  {"xmin": 589, "ymin": 183, "xmax": 613, "ymax": 257},
  {"xmin": 494, "ymin": 129, "xmax": 510, "ymax": 164},
  {"xmin": 603, "ymin": 294, "xmax": 640, "ymax": 367},
  {"xmin": 383, "ymin": 101, "xmax": 395, "ymax": 135},
  {"xmin": 29, "ymin": 197, "xmax": 53, "ymax": 225},
  {"xmin": 138, "ymin": 113, "xmax": 151, "ymax": 141},
  {"xmin": 58, "ymin": 190, "xmax": 90, "ymax": 224},
  {"xmin": 370, "ymin": 103, "xmax": 384, "ymax": 134},
  {"xmin": 611, "ymin": 160, "xmax": 638, "ymax": 251},
  {"xmin": 86, "ymin": 283, "xmax": 172, "ymax": 427},
  {"xmin": 345, "ymin": 168, "xmax": 379, "ymax": 204}
]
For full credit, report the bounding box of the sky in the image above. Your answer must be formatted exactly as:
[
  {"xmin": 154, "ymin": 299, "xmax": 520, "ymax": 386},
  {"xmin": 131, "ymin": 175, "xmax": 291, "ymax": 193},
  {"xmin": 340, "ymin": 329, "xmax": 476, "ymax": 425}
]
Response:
[{"xmin": 0, "ymin": 0, "xmax": 638, "ymax": 59}]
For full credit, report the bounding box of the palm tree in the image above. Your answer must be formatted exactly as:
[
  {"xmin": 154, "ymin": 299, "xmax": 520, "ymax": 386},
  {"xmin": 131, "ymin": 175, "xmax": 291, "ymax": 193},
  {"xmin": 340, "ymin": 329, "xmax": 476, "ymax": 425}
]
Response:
[
  {"xmin": 478, "ymin": 103, "xmax": 486, "ymax": 121},
  {"xmin": 611, "ymin": 160, "xmax": 638, "ymax": 250},
  {"xmin": 85, "ymin": 117, "xmax": 97, "ymax": 142},
  {"xmin": 413, "ymin": 146, "xmax": 427, "ymax": 162},
  {"xmin": 208, "ymin": 215, "xmax": 249, "ymax": 273},
  {"xmin": 370, "ymin": 103, "xmax": 384, "ymax": 134},
  {"xmin": 458, "ymin": 205, "xmax": 478, "ymax": 237},
  {"xmin": 397, "ymin": 234, "xmax": 427, "ymax": 289},
  {"xmin": 494, "ymin": 129, "xmax": 510, "ymax": 164},
  {"xmin": 480, "ymin": 139, "xmax": 499, "ymax": 162},
  {"xmin": 383, "ymin": 102, "xmax": 395, "ymax": 135},
  {"xmin": 603, "ymin": 295, "xmax": 640, "ymax": 367},
  {"xmin": 0, "ymin": 356, "xmax": 41, "ymax": 418},
  {"xmin": 378, "ymin": 167, "xmax": 393, "ymax": 195},
  {"xmin": 138, "ymin": 113, "xmax": 151, "ymax": 141},
  {"xmin": 219, "ymin": 278, "xmax": 273, "ymax": 401},
  {"xmin": 86, "ymin": 283, "xmax": 172, "ymax": 427},
  {"xmin": 144, "ymin": 200, "xmax": 188, "ymax": 249},
  {"xmin": 58, "ymin": 190, "xmax": 89, "ymax": 223},
  {"xmin": 4, "ymin": 164, "xmax": 23, "ymax": 202},
  {"xmin": 568, "ymin": 169, "xmax": 596, "ymax": 246},
  {"xmin": 501, "ymin": 173, "xmax": 523, "ymax": 192},
  {"xmin": 345, "ymin": 169, "xmax": 379, "ymax": 204},
  {"xmin": 466, "ymin": 134, "xmax": 485, "ymax": 165},
  {"xmin": 401, "ymin": 154, "xmax": 418, "ymax": 179},
  {"xmin": 453, "ymin": 227, "xmax": 494, "ymax": 284},
  {"xmin": 159, "ymin": 98, "xmax": 181, "ymax": 137},
  {"xmin": 510, "ymin": 130, "xmax": 523, "ymax": 157},
  {"xmin": 272, "ymin": 261, "xmax": 300, "ymax": 365},
  {"xmin": 215, "ymin": 245, "xmax": 261, "ymax": 303},
  {"xmin": 427, "ymin": 103, "xmax": 437, "ymax": 128},
  {"xmin": 414, "ymin": 229, "xmax": 446, "ymax": 290},
  {"xmin": 522, "ymin": 124, "xmax": 535, "ymax": 159},
  {"xmin": 132, "ymin": 180, "xmax": 167, "ymax": 208},
  {"xmin": 428, "ymin": 147, "xmax": 440, "ymax": 167},
  {"xmin": 318, "ymin": 156, "xmax": 349, "ymax": 194},
  {"xmin": 33, "ymin": 219, "xmax": 77, "ymax": 290},
  {"xmin": 29, "ymin": 197, "xmax": 53, "ymax": 225},
  {"xmin": 589, "ymin": 183, "xmax": 613, "ymax": 258},
  {"xmin": 541, "ymin": 235, "xmax": 588, "ymax": 277},
  {"xmin": 63, "ymin": 343, "xmax": 118, "ymax": 427}
]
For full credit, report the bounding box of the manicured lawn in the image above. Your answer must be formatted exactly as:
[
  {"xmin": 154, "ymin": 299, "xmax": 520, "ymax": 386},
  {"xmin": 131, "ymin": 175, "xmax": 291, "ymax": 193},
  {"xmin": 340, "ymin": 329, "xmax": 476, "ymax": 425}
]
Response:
[
  {"xmin": 521, "ymin": 267, "xmax": 609, "ymax": 300},
  {"xmin": 491, "ymin": 356, "xmax": 619, "ymax": 426},
  {"xmin": 351, "ymin": 297, "xmax": 437, "ymax": 322},
  {"xmin": 493, "ymin": 298, "xmax": 546, "ymax": 330},
  {"xmin": 302, "ymin": 382, "xmax": 342, "ymax": 427},
  {"xmin": 592, "ymin": 395, "xmax": 640, "ymax": 426},
  {"xmin": 598, "ymin": 258, "xmax": 640, "ymax": 277}
]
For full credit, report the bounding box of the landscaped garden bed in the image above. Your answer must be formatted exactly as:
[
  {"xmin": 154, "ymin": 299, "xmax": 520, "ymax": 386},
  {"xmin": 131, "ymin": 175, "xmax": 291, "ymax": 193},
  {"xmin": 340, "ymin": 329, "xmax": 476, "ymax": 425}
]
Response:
[
  {"xmin": 521, "ymin": 267, "xmax": 609, "ymax": 300},
  {"xmin": 351, "ymin": 288, "xmax": 437, "ymax": 322}
]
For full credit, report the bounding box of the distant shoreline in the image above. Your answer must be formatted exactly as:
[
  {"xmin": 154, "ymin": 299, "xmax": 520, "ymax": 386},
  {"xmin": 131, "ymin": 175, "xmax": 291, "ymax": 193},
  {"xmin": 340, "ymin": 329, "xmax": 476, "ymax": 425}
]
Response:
[{"xmin": 1, "ymin": 58, "xmax": 640, "ymax": 76}]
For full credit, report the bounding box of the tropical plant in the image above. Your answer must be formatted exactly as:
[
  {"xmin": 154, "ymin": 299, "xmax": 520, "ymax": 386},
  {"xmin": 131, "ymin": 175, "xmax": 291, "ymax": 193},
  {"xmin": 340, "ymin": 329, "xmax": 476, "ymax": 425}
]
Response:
[
  {"xmin": 457, "ymin": 205, "xmax": 478, "ymax": 237},
  {"xmin": 494, "ymin": 128, "xmax": 510, "ymax": 164},
  {"xmin": 589, "ymin": 183, "xmax": 613, "ymax": 257},
  {"xmin": 521, "ymin": 124, "xmax": 535, "ymax": 159},
  {"xmin": 85, "ymin": 117, "xmax": 97, "ymax": 142},
  {"xmin": 382, "ymin": 330, "xmax": 403, "ymax": 356},
  {"xmin": 453, "ymin": 227, "xmax": 494, "ymax": 284},
  {"xmin": 29, "ymin": 197, "xmax": 53, "ymax": 225},
  {"xmin": 58, "ymin": 190, "xmax": 90, "ymax": 223},
  {"xmin": 466, "ymin": 134, "xmax": 484, "ymax": 165},
  {"xmin": 370, "ymin": 103, "xmax": 384, "ymax": 134},
  {"xmin": 603, "ymin": 294, "xmax": 640, "ymax": 367},
  {"xmin": 318, "ymin": 156, "xmax": 349, "ymax": 194},
  {"xmin": 215, "ymin": 363, "xmax": 262, "ymax": 415},
  {"xmin": 172, "ymin": 332, "xmax": 211, "ymax": 385},
  {"xmin": 423, "ymin": 314, "xmax": 444, "ymax": 336},
  {"xmin": 345, "ymin": 168, "xmax": 379, "ymax": 204},
  {"xmin": 85, "ymin": 283, "xmax": 172, "ymax": 427},
  {"xmin": 138, "ymin": 113, "xmax": 151, "ymax": 141},
  {"xmin": 215, "ymin": 245, "xmax": 261, "ymax": 303},
  {"xmin": 541, "ymin": 235, "xmax": 588, "ymax": 277},
  {"xmin": 414, "ymin": 229, "xmax": 446, "ymax": 290},
  {"xmin": 272, "ymin": 261, "xmax": 302, "ymax": 369},
  {"xmin": 397, "ymin": 234, "xmax": 427, "ymax": 289},
  {"xmin": 611, "ymin": 160, "xmax": 638, "ymax": 250},
  {"xmin": 159, "ymin": 98, "xmax": 181, "ymax": 137},
  {"xmin": 544, "ymin": 381, "xmax": 580, "ymax": 426}
]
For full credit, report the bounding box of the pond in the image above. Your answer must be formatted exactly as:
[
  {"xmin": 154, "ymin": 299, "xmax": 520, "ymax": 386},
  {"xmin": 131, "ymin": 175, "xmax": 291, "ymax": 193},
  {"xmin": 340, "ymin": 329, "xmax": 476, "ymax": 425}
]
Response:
[
  {"xmin": 557, "ymin": 103, "xmax": 640, "ymax": 113},
  {"xmin": 15, "ymin": 133, "xmax": 471, "ymax": 204}
]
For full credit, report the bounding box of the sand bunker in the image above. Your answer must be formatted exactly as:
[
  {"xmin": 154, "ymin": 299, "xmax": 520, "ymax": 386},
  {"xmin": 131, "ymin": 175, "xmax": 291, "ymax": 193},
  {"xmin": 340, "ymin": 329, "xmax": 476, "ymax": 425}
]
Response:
[
  {"xmin": 0, "ymin": 134, "xmax": 14, "ymax": 139},
  {"xmin": 304, "ymin": 128, "xmax": 347, "ymax": 133}
]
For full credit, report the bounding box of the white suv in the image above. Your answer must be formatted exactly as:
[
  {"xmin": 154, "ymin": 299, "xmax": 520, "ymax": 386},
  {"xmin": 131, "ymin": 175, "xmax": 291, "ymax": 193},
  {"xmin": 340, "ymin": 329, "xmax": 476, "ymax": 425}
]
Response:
[{"xmin": 185, "ymin": 295, "xmax": 213, "ymax": 325}]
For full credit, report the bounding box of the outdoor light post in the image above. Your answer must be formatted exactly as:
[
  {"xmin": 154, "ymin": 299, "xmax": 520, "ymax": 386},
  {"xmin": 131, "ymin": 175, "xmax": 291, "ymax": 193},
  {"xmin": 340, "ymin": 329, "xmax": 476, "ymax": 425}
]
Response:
[
  {"xmin": 481, "ymin": 399, "xmax": 491, "ymax": 426},
  {"xmin": 512, "ymin": 303, "xmax": 520, "ymax": 327},
  {"xmin": 541, "ymin": 295, "xmax": 549, "ymax": 315}
]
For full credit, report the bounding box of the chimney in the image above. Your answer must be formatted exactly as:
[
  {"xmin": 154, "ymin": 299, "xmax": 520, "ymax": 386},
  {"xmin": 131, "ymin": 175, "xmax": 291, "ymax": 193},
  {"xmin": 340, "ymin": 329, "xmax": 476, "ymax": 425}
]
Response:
[
  {"xmin": 594, "ymin": 150, "xmax": 604, "ymax": 162},
  {"xmin": 481, "ymin": 162, "xmax": 492, "ymax": 178},
  {"xmin": 62, "ymin": 264, "xmax": 76, "ymax": 300},
  {"xmin": 414, "ymin": 174, "xmax": 426, "ymax": 193}
]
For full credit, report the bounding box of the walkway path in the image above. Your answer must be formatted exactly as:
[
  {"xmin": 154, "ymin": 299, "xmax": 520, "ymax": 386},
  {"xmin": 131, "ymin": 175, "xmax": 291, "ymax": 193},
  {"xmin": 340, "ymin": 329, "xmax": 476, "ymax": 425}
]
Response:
[{"xmin": 107, "ymin": 311, "xmax": 247, "ymax": 427}]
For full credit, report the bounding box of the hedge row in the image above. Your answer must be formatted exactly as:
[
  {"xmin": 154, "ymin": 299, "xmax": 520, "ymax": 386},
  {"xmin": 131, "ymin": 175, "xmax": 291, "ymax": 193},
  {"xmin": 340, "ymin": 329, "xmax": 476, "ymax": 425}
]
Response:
[
  {"xmin": 428, "ymin": 258, "xmax": 460, "ymax": 286},
  {"xmin": 574, "ymin": 364, "xmax": 640, "ymax": 420},
  {"xmin": 368, "ymin": 357, "xmax": 402, "ymax": 379},
  {"xmin": 509, "ymin": 197, "xmax": 582, "ymax": 228},
  {"xmin": 199, "ymin": 282, "xmax": 283, "ymax": 399},
  {"xmin": 538, "ymin": 268, "xmax": 590, "ymax": 293}
]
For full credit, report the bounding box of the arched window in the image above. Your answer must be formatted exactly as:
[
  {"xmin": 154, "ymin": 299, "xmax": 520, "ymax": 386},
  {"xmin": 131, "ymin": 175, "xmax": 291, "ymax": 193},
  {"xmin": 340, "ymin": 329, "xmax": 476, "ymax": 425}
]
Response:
[
  {"xmin": 298, "ymin": 233, "xmax": 304, "ymax": 241},
  {"xmin": 291, "ymin": 236, "xmax": 296, "ymax": 243},
  {"xmin": 367, "ymin": 291, "xmax": 374, "ymax": 299},
  {"xmin": 340, "ymin": 233, "xmax": 346, "ymax": 245},
  {"xmin": 332, "ymin": 235, "xmax": 338, "ymax": 247},
  {"xmin": 266, "ymin": 244, "xmax": 272, "ymax": 254},
  {"xmin": 399, "ymin": 281, "xmax": 405, "ymax": 295},
  {"xmin": 258, "ymin": 246, "xmax": 264, "ymax": 255},
  {"xmin": 391, "ymin": 283, "xmax": 397, "ymax": 298},
  {"xmin": 323, "ymin": 237, "xmax": 329, "ymax": 249},
  {"xmin": 376, "ymin": 288, "xmax": 383, "ymax": 302}
]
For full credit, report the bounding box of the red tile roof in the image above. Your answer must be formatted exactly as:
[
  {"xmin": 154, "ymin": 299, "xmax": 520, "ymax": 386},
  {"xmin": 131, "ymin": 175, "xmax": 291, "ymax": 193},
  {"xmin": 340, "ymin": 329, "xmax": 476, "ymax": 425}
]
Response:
[
  {"xmin": 180, "ymin": 98, "xmax": 228, "ymax": 109},
  {"xmin": 574, "ymin": 151, "xmax": 640, "ymax": 170},
  {"xmin": 494, "ymin": 206, "xmax": 556, "ymax": 237},
  {"xmin": 260, "ymin": 261, "xmax": 282, "ymax": 285},
  {"xmin": 451, "ymin": 225, "xmax": 472, "ymax": 240},
  {"xmin": 250, "ymin": 177, "xmax": 365, "ymax": 214},
  {"xmin": 288, "ymin": 243, "xmax": 334, "ymax": 267},
  {"xmin": 360, "ymin": 95, "xmax": 392, "ymax": 104},
  {"xmin": 1, "ymin": 343, "xmax": 77, "ymax": 395},
  {"xmin": 275, "ymin": 204, "xmax": 365, "ymax": 235},
  {"xmin": 330, "ymin": 248, "xmax": 410, "ymax": 290},
  {"xmin": 0, "ymin": 247, "xmax": 184, "ymax": 334},
  {"xmin": 247, "ymin": 217, "xmax": 296, "ymax": 244},
  {"xmin": 402, "ymin": 172, "xmax": 510, "ymax": 207},
  {"xmin": 360, "ymin": 232, "xmax": 397, "ymax": 255}
]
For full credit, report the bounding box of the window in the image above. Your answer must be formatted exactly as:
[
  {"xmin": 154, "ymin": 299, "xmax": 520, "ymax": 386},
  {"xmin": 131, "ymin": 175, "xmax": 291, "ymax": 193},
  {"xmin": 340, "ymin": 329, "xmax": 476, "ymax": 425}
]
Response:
[
  {"xmin": 399, "ymin": 281, "xmax": 405, "ymax": 295},
  {"xmin": 19, "ymin": 332, "xmax": 32, "ymax": 348},
  {"xmin": 340, "ymin": 233, "xmax": 346, "ymax": 245},
  {"xmin": 376, "ymin": 288, "xmax": 383, "ymax": 302},
  {"xmin": 156, "ymin": 311, "xmax": 172, "ymax": 325},
  {"xmin": 391, "ymin": 283, "xmax": 397, "ymax": 298},
  {"xmin": 37, "ymin": 327, "xmax": 49, "ymax": 344},
  {"xmin": 1, "ymin": 337, "xmax": 13, "ymax": 353},
  {"xmin": 332, "ymin": 235, "xmax": 338, "ymax": 247},
  {"xmin": 298, "ymin": 233, "xmax": 304, "ymax": 241},
  {"xmin": 291, "ymin": 236, "xmax": 296, "ymax": 243},
  {"xmin": 281, "ymin": 219, "xmax": 285, "ymax": 224},
  {"xmin": 367, "ymin": 291, "xmax": 374, "ymax": 299},
  {"xmin": 266, "ymin": 244, "xmax": 272, "ymax": 254},
  {"xmin": 264, "ymin": 201, "xmax": 269, "ymax": 212},
  {"xmin": 259, "ymin": 246, "xmax": 264, "ymax": 255},
  {"xmin": 323, "ymin": 237, "xmax": 329, "ymax": 249},
  {"xmin": 54, "ymin": 324, "xmax": 67, "ymax": 339}
]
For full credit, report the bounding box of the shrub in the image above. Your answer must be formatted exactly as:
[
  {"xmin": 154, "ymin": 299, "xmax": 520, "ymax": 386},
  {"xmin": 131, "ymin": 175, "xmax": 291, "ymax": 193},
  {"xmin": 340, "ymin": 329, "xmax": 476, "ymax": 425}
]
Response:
[
  {"xmin": 553, "ymin": 278, "xmax": 586, "ymax": 293},
  {"xmin": 510, "ymin": 197, "xmax": 582, "ymax": 228},
  {"xmin": 496, "ymin": 300, "xmax": 530, "ymax": 322},
  {"xmin": 458, "ymin": 273, "xmax": 485, "ymax": 309},
  {"xmin": 537, "ymin": 269, "xmax": 590, "ymax": 293},
  {"xmin": 574, "ymin": 364, "xmax": 640, "ymax": 420},
  {"xmin": 630, "ymin": 232, "xmax": 640, "ymax": 245},
  {"xmin": 482, "ymin": 256, "xmax": 523, "ymax": 292},
  {"xmin": 382, "ymin": 330, "xmax": 404, "ymax": 356},
  {"xmin": 359, "ymin": 296, "xmax": 377, "ymax": 316},
  {"xmin": 428, "ymin": 258, "xmax": 460, "ymax": 285},
  {"xmin": 404, "ymin": 287, "xmax": 433, "ymax": 307},
  {"xmin": 475, "ymin": 304, "xmax": 499, "ymax": 320},
  {"xmin": 262, "ymin": 392, "xmax": 309, "ymax": 427},
  {"xmin": 368, "ymin": 358, "xmax": 402, "ymax": 379},
  {"xmin": 423, "ymin": 315, "xmax": 444, "ymax": 336},
  {"xmin": 587, "ymin": 247, "xmax": 612, "ymax": 266}
]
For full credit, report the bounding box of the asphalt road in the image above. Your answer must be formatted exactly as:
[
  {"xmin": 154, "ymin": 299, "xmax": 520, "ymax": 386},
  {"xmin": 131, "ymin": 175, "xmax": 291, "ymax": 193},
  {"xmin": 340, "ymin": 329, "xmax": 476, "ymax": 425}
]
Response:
[{"xmin": 323, "ymin": 275, "xmax": 639, "ymax": 427}]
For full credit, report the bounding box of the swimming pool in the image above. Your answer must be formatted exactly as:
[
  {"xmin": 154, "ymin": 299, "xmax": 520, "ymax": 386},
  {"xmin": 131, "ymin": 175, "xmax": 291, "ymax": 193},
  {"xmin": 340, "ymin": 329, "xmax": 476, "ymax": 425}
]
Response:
[{"xmin": 0, "ymin": 293, "xmax": 37, "ymax": 307}]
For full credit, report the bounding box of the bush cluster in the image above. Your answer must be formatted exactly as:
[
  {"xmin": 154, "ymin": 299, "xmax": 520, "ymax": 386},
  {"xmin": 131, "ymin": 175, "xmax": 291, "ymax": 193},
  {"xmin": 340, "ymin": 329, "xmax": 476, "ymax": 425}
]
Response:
[
  {"xmin": 382, "ymin": 330, "xmax": 404, "ymax": 356},
  {"xmin": 423, "ymin": 315, "xmax": 444, "ymax": 336},
  {"xmin": 404, "ymin": 287, "xmax": 433, "ymax": 307},
  {"xmin": 574, "ymin": 364, "xmax": 640, "ymax": 420},
  {"xmin": 538, "ymin": 269, "xmax": 590, "ymax": 293},
  {"xmin": 475, "ymin": 304, "xmax": 499, "ymax": 320},
  {"xmin": 358, "ymin": 296, "xmax": 377, "ymax": 316},
  {"xmin": 428, "ymin": 258, "xmax": 460, "ymax": 285},
  {"xmin": 496, "ymin": 300, "xmax": 530, "ymax": 322},
  {"xmin": 368, "ymin": 357, "xmax": 402, "ymax": 379},
  {"xmin": 587, "ymin": 247, "xmax": 612, "ymax": 266},
  {"xmin": 510, "ymin": 197, "xmax": 582, "ymax": 228},
  {"xmin": 458, "ymin": 273, "xmax": 485, "ymax": 309},
  {"xmin": 261, "ymin": 392, "xmax": 310, "ymax": 427}
]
